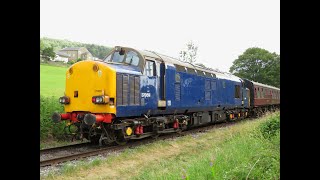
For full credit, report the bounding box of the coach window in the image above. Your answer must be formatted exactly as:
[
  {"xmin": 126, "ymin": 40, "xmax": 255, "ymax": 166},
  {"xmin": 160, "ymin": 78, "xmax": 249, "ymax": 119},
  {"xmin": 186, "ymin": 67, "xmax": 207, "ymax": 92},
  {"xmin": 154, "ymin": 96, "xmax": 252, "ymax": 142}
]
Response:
[
  {"xmin": 257, "ymin": 87, "xmax": 260, "ymax": 98},
  {"xmin": 144, "ymin": 60, "xmax": 156, "ymax": 76},
  {"xmin": 265, "ymin": 89, "xmax": 267, "ymax": 97},
  {"xmin": 254, "ymin": 88, "xmax": 257, "ymax": 98}
]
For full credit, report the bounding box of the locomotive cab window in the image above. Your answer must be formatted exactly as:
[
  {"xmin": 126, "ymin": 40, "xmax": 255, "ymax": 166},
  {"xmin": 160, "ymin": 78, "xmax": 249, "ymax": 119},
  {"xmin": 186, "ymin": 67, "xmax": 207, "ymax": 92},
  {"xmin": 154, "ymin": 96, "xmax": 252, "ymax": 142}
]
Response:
[
  {"xmin": 104, "ymin": 53, "xmax": 111, "ymax": 61},
  {"xmin": 103, "ymin": 48, "xmax": 141, "ymax": 66},
  {"xmin": 112, "ymin": 51, "xmax": 125, "ymax": 63},
  {"xmin": 144, "ymin": 60, "xmax": 156, "ymax": 76},
  {"xmin": 125, "ymin": 51, "xmax": 140, "ymax": 66}
]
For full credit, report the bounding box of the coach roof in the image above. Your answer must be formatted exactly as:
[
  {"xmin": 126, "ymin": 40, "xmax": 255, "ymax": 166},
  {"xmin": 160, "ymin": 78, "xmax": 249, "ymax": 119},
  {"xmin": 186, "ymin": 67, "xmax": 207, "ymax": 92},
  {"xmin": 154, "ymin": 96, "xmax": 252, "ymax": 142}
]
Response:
[{"xmin": 251, "ymin": 81, "xmax": 280, "ymax": 90}]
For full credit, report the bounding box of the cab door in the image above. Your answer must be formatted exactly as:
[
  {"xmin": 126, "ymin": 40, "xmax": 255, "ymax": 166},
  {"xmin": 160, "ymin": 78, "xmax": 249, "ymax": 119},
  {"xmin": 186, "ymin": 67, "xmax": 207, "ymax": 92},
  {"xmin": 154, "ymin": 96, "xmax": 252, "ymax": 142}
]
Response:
[
  {"xmin": 158, "ymin": 62, "xmax": 166, "ymax": 108},
  {"xmin": 141, "ymin": 60, "xmax": 157, "ymax": 109}
]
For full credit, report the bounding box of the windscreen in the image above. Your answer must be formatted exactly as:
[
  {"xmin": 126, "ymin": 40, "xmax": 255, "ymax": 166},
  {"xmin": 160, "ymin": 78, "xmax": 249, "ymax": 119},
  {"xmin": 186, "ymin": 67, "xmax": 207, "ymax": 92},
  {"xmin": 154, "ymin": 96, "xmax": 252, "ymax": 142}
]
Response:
[{"xmin": 104, "ymin": 49, "xmax": 140, "ymax": 66}]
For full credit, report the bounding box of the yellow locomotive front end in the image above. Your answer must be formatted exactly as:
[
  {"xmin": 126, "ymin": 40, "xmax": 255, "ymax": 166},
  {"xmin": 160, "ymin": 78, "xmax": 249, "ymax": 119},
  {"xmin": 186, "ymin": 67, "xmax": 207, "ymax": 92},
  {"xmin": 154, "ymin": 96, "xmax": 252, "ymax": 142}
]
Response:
[
  {"xmin": 51, "ymin": 60, "xmax": 118, "ymax": 144},
  {"xmin": 64, "ymin": 60, "xmax": 116, "ymax": 114}
]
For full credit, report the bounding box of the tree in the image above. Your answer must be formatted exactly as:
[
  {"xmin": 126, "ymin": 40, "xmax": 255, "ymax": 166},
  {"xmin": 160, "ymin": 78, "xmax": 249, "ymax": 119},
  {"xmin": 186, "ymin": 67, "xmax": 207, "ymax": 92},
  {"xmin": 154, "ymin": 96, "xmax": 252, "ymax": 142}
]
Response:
[
  {"xmin": 229, "ymin": 47, "xmax": 280, "ymax": 88},
  {"xmin": 40, "ymin": 40, "xmax": 45, "ymax": 54},
  {"xmin": 40, "ymin": 37, "xmax": 112, "ymax": 59},
  {"xmin": 42, "ymin": 46, "xmax": 56, "ymax": 61},
  {"xmin": 179, "ymin": 41, "xmax": 198, "ymax": 64}
]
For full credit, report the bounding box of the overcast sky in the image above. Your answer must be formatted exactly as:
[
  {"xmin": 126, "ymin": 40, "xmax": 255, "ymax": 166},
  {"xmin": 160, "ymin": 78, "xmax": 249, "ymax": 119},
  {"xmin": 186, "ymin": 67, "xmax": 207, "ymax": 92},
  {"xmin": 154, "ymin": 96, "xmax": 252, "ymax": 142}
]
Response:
[{"xmin": 40, "ymin": 0, "xmax": 279, "ymax": 72}]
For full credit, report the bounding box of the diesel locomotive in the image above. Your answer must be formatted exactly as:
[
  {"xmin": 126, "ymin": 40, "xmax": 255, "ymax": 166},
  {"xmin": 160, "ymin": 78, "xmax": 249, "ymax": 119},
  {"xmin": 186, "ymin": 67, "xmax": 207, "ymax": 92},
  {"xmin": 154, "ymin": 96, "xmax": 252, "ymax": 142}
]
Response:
[{"xmin": 52, "ymin": 46, "xmax": 280, "ymax": 145}]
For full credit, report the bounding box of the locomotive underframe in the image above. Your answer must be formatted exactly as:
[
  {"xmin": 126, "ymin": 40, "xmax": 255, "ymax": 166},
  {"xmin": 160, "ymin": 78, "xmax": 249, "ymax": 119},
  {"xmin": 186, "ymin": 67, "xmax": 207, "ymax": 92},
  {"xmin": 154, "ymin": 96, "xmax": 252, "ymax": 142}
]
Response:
[{"xmin": 61, "ymin": 106, "xmax": 273, "ymax": 146}]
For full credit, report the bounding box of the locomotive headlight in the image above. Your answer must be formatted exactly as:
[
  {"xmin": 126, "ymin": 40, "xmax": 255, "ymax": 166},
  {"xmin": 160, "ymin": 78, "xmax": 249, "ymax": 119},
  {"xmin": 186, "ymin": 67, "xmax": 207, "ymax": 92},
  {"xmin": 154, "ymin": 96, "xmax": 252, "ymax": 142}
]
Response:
[
  {"xmin": 59, "ymin": 96, "xmax": 70, "ymax": 104},
  {"xmin": 92, "ymin": 95, "xmax": 110, "ymax": 104}
]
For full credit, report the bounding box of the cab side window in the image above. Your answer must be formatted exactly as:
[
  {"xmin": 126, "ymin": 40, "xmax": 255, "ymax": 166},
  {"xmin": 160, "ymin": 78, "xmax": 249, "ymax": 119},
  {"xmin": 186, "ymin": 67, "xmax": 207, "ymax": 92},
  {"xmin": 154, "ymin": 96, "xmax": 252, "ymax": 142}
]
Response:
[{"xmin": 144, "ymin": 60, "xmax": 156, "ymax": 76}]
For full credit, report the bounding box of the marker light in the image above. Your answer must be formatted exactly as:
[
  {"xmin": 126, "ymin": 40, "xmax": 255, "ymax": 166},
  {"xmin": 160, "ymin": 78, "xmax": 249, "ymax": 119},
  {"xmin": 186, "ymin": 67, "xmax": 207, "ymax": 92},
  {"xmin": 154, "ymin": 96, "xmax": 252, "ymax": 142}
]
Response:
[
  {"xmin": 92, "ymin": 96, "xmax": 110, "ymax": 104},
  {"xmin": 59, "ymin": 96, "xmax": 70, "ymax": 104}
]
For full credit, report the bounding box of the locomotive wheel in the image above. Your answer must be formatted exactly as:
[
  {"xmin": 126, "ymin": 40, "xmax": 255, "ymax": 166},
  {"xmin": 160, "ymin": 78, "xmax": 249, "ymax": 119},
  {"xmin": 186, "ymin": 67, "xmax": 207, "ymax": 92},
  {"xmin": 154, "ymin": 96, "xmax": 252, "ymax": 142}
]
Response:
[
  {"xmin": 66, "ymin": 124, "xmax": 81, "ymax": 141},
  {"xmin": 115, "ymin": 137, "xmax": 128, "ymax": 145},
  {"xmin": 115, "ymin": 130, "xmax": 128, "ymax": 145},
  {"xmin": 151, "ymin": 124, "xmax": 160, "ymax": 138},
  {"xmin": 89, "ymin": 136, "xmax": 100, "ymax": 144}
]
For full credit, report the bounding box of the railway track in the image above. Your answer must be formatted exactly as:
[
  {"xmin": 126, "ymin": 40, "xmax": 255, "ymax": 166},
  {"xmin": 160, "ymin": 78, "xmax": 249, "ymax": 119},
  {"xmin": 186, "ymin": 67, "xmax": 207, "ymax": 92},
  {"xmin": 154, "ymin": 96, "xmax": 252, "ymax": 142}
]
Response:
[
  {"xmin": 40, "ymin": 118, "xmax": 252, "ymax": 167},
  {"xmin": 40, "ymin": 142, "xmax": 92, "ymax": 154}
]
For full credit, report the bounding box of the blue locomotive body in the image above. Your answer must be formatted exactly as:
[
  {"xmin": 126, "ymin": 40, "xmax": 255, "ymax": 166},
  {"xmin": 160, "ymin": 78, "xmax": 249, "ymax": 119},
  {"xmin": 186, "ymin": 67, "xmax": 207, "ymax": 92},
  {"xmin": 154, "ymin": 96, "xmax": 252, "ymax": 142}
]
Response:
[{"xmin": 111, "ymin": 53, "xmax": 250, "ymax": 118}]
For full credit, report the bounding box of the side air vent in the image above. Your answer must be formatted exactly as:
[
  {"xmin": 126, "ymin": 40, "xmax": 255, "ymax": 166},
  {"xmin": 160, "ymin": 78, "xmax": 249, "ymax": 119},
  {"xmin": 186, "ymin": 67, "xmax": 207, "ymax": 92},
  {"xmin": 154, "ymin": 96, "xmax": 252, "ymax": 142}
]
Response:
[
  {"xmin": 175, "ymin": 83, "xmax": 181, "ymax": 101},
  {"xmin": 122, "ymin": 75, "xmax": 129, "ymax": 105},
  {"xmin": 129, "ymin": 75, "xmax": 135, "ymax": 105},
  {"xmin": 134, "ymin": 76, "xmax": 140, "ymax": 105},
  {"xmin": 117, "ymin": 73, "xmax": 140, "ymax": 106},
  {"xmin": 116, "ymin": 74, "xmax": 123, "ymax": 105}
]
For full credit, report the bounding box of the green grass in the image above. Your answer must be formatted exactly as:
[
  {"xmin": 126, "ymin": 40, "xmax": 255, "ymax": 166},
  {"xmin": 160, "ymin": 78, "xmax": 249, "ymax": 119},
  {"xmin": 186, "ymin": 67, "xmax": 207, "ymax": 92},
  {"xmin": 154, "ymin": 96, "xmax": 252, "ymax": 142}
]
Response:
[
  {"xmin": 40, "ymin": 64, "xmax": 67, "ymax": 97},
  {"xmin": 42, "ymin": 112, "xmax": 280, "ymax": 180},
  {"xmin": 135, "ymin": 112, "xmax": 280, "ymax": 180}
]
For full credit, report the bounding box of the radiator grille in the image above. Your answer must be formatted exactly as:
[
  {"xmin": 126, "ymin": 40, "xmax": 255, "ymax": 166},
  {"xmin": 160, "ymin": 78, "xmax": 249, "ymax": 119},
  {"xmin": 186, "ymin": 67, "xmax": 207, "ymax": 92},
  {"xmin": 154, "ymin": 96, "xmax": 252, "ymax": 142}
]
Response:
[
  {"xmin": 117, "ymin": 73, "xmax": 140, "ymax": 106},
  {"xmin": 129, "ymin": 75, "xmax": 135, "ymax": 105},
  {"xmin": 122, "ymin": 75, "xmax": 129, "ymax": 105},
  {"xmin": 134, "ymin": 76, "xmax": 140, "ymax": 105},
  {"xmin": 175, "ymin": 83, "xmax": 181, "ymax": 101},
  {"xmin": 116, "ymin": 74, "xmax": 123, "ymax": 105}
]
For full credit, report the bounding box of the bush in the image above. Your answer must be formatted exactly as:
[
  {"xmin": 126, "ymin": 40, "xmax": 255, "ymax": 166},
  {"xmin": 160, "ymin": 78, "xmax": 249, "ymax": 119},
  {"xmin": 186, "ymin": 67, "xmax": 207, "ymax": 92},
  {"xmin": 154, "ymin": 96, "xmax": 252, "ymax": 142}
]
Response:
[
  {"xmin": 67, "ymin": 60, "xmax": 76, "ymax": 65},
  {"xmin": 259, "ymin": 113, "xmax": 280, "ymax": 139},
  {"xmin": 40, "ymin": 95, "xmax": 66, "ymax": 140}
]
